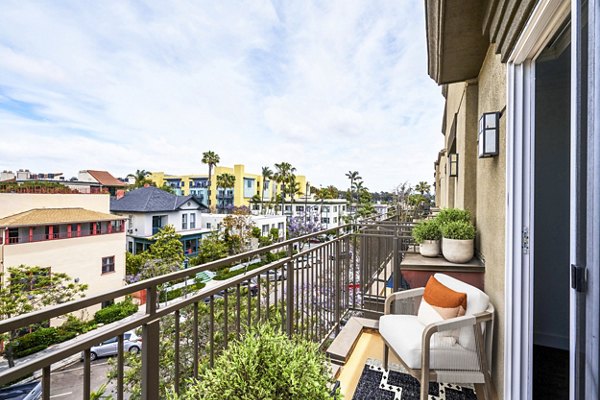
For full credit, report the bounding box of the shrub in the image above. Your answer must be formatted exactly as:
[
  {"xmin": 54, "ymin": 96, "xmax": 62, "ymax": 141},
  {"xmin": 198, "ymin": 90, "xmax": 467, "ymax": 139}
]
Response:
[
  {"xmin": 441, "ymin": 220, "xmax": 476, "ymax": 240},
  {"xmin": 94, "ymin": 297, "xmax": 138, "ymax": 325},
  {"xmin": 159, "ymin": 282, "xmax": 206, "ymax": 302},
  {"xmin": 250, "ymin": 227, "xmax": 262, "ymax": 239},
  {"xmin": 9, "ymin": 327, "xmax": 77, "ymax": 358},
  {"xmin": 412, "ymin": 219, "xmax": 441, "ymax": 243},
  {"xmin": 61, "ymin": 315, "xmax": 96, "ymax": 334},
  {"xmin": 435, "ymin": 208, "xmax": 471, "ymax": 226},
  {"xmin": 166, "ymin": 325, "xmax": 337, "ymax": 400}
]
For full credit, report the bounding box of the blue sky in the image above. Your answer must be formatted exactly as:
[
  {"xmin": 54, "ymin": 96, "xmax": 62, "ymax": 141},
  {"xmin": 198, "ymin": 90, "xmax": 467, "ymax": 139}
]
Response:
[{"xmin": 0, "ymin": 1, "xmax": 444, "ymax": 192}]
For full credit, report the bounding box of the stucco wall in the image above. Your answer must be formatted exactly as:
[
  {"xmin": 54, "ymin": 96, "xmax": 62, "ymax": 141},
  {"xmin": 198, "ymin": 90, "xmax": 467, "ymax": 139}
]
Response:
[
  {"xmin": 475, "ymin": 45, "xmax": 507, "ymax": 399},
  {"xmin": 2, "ymin": 233, "xmax": 126, "ymax": 315},
  {"xmin": 0, "ymin": 193, "xmax": 111, "ymax": 218}
]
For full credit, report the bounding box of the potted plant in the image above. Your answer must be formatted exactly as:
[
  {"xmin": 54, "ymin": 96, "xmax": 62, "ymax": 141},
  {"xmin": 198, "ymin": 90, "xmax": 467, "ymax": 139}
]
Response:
[
  {"xmin": 435, "ymin": 208, "xmax": 471, "ymax": 226},
  {"xmin": 412, "ymin": 219, "xmax": 441, "ymax": 257},
  {"xmin": 441, "ymin": 220, "xmax": 476, "ymax": 263}
]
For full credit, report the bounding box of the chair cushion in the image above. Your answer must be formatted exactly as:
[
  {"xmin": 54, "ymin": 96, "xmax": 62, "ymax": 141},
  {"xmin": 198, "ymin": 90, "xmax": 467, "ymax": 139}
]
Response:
[
  {"xmin": 434, "ymin": 274, "xmax": 490, "ymax": 350},
  {"xmin": 417, "ymin": 276, "xmax": 467, "ymax": 342},
  {"xmin": 379, "ymin": 315, "xmax": 480, "ymax": 371}
]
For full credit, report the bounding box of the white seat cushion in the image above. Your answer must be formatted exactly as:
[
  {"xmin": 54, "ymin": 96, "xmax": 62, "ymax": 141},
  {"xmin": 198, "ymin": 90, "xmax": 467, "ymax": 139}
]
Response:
[
  {"xmin": 379, "ymin": 314, "xmax": 480, "ymax": 371},
  {"xmin": 434, "ymin": 274, "xmax": 490, "ymax": 350}
]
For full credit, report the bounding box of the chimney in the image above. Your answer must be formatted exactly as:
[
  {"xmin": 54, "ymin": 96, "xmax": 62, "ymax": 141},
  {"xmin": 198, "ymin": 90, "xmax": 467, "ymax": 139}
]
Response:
[{"xmin": 116, "ymin": 190, "xmax": 126, "ymax": 200}]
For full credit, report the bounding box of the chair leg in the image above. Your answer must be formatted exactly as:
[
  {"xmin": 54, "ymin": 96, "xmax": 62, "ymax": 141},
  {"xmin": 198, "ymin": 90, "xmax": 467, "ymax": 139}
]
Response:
[
  {"xmin": 383, "ymin": 344, "xmax": 389, "ymax": 369},
  {"xmin": 420, "ymin": 370, "xmax": 429, "ymax": 400}
]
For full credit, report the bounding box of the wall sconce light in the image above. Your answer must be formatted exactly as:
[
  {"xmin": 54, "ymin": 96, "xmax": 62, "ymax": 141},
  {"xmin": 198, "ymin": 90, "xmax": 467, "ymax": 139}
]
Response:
[
  {"xmin": 479, "ymin": 112, "xmax": 500, "ymax": 158},
  {"xmin": 448, "ymin": 153, "xmax": 459, "ymax": 177}
]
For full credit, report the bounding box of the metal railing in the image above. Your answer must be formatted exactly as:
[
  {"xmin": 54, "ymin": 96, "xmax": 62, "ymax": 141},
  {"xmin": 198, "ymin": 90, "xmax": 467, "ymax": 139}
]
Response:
[{"xmin": 0, "ymin": 212, "xmax": 415, "ymax": 399}]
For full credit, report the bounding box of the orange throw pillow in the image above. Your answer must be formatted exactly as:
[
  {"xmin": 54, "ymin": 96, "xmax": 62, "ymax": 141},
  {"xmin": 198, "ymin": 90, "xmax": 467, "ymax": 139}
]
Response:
[{"xmin": 417, "ymin": 276, "xmax": 467, "ymax": 330}]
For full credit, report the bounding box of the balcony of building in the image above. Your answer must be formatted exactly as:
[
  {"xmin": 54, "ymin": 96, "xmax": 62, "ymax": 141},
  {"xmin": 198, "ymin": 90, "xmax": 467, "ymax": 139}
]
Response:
[{"xmin": 0, "ymin": 208, "xmax": 494, "ymax": 400}]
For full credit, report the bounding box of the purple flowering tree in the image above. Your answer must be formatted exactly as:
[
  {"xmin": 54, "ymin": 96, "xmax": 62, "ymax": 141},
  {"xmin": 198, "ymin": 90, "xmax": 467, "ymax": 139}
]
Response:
[{"xmin": 287, "ymin": 216, "xmax": 323, "ymax": 250}]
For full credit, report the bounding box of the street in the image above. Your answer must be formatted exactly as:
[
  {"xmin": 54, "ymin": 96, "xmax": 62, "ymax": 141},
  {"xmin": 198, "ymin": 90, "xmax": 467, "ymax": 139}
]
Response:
[{"xmin": 50, "ymin": 359, "xmax": 125, "ymax": 399}]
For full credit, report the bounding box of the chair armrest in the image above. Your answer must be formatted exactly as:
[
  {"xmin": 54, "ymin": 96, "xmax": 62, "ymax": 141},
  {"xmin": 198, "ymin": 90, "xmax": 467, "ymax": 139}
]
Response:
[
  {"xmin": 422, "ymin": 314, "xmax": 476, "ymax": 339},
  {"xmin": 384, "ymin": 287, "xmax": 424, "ymax": 315}
]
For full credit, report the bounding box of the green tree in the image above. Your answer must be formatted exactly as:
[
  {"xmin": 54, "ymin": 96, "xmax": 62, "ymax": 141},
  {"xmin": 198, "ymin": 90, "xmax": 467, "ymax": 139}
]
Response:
[
  {"xmin": 273, "ymin": 162, "xmax": 297, "ymax": 215},
  {"xmin": 345, "ymin": 170, "xmax": 362, "ymax": 204},
  {"xmin": 132, "ymin": 169, "xmax": 152, "ymax": 188},
  {"xmin": 0, "ymin": 265, "xmax": 88, "ymax": 367},
  {"xmin": 222, "ymin": 207, "xmax": 255, "ymax": 255},
  {"xmin": 215, "ymin": 173, "xmax": 236, "ymax": 213},
  {"xmin": 260, "ymin": 166, "xmax": 273, "ymax": 214},
  {"xmin": 201, "ymin": 151, "xmax": 220, "ymax": 208},
  {"xmin": 191, "ymin": 232, "xmax": 229, "ymax": 265},
  {"xmin": 415, "ymin": 181, "xmax": 431, "ymax": 195},
  {"xmin": 144, "ymin": 225, "xmax": 184, "ymax": 277}
]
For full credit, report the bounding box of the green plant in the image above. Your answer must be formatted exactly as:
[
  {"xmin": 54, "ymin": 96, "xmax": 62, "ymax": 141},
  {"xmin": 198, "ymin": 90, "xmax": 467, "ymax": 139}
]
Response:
[
  {"xmin": 94, "ymin": 297, "xmax": 139, "ymax": 325},
  {"xmin": 441, "ymin": 220, "xmax": 476, "ymax": 240},
  {"xmin": 412, "ymin": 219, "xmax": 441, "ymax": 243},
  {"xmin": 250, "ymin": 227, "xmax": 262, "ymax": 239},
  {"xmin": 435, "ymin": 208, "xmax": 471, "ymax": 226},
  {"xmin": 166, "ymin": 324, "xmax": 339, "ymax": 400}
]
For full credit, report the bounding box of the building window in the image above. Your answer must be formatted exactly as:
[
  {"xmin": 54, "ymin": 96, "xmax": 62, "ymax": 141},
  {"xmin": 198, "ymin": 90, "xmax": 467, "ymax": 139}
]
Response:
[
  {"xmin": 296, "ymin": 206, "xmax": 304, "ymax": 212},
  {"xmin": 102, "ymin": 256, "xmax": 115, "ymax": 274},
  {"xmin": 207, "ymin": 222, "xmax": 212, "ymax": 229},
  {"xmin": 322, "ymin": 206, "xmax": 330, "ymax": 213},
  {"xmin": 333, "ymin": 206, "xmax": 338, "ymax": 212},
  {"xmin": 342, "ymin": 206, "xmax": 346, "ymax": 211},
  {"xmin": 278, "ymin": 222, "xmax": 284, "ymax": 231},
  {"xmin": 190, "ymin": 213, "xmax": 196, "ymax": 229},
  {"xmin": 246, "ymin": 179, "xmax": 252, "ymax": 188},
  {"xmin": 182, "ymin": 214, "xmax": 188, "ymax": 230},
  {"xmin": 262, "ymin": 224, "xmax": 269, "ymax": 236},
  {"xmin": 322, "ymin": 217, "xmax": 330, "ymax": 224},
  {"xmin": 128, "ymin": 242, "xmax": 133, "ymax": 253},
  {"xmin": 285, "ymin": 205, "xmax": 292, "ymax": 212},
  {"xmin": 333, "ymin": 217, "xmax": 338, "ymax": 223}
]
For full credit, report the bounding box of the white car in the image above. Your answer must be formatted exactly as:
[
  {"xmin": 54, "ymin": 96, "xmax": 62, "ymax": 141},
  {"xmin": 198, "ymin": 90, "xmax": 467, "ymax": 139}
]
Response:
[{"xmin": 86, "ymin": 331, "xmax": 142, "ymax": 361}]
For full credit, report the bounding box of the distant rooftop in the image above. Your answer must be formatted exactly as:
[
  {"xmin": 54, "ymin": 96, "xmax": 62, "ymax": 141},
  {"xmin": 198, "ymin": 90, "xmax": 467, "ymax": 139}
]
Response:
[
  {"xmin": 82, "ymin": 170, "xmax": 127, "ymax": 187},
  {"xmin": 110, "ymin": 186, "xmax": 208, "ymax": 213},
  {"xmin": 0, "ymin": 208, "xmax": 121, "ymax": 228}
]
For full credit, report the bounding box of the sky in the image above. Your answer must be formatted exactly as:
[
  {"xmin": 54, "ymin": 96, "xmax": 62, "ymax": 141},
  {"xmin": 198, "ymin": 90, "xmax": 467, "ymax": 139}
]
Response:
[{"xmin": 0, "ymin": 1, "xmax": 445, "ymax": 192}]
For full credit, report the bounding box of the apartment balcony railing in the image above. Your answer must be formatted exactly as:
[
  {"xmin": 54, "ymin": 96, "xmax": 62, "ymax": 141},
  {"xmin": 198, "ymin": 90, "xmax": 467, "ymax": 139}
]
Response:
[
  {"xmin": 2, "ymin": 228, "xmax": 125, "ymax": 245},
  {"xmin": 0, "ymin": 211, "xmax": 416, "ymax": 399}
]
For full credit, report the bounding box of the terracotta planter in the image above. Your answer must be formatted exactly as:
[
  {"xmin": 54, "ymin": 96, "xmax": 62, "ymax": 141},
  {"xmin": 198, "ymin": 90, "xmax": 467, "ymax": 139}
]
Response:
[
  {"xmin": 419, "ymin": 240, "xmax": 440, "ymax": 257},
  {"xmin": 442, "ymin": 237, "xmax": 474, "ymax": 263}
]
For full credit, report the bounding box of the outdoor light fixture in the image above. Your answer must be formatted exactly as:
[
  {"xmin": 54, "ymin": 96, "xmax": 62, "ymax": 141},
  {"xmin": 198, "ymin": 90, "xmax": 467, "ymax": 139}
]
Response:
[
  {"xmin": 448, "ymin": 153, "xmax": 459, "ymax": 177},
  {"xmin": 479, "ymin": 112, "xmax": 500, "ymax": 157}
]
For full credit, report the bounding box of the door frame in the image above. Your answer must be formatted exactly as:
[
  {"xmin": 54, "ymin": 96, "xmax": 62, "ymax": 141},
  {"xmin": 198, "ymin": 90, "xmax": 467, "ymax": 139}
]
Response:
[{"xmin": 505, "ymin": 0, "xmax": 571, "ymax": 399}]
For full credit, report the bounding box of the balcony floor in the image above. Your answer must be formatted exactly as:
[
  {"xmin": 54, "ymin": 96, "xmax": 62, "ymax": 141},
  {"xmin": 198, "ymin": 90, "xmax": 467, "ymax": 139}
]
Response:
[{"xmin": 336, "ymin": 330, "xmax": 400, "ymax": 399}]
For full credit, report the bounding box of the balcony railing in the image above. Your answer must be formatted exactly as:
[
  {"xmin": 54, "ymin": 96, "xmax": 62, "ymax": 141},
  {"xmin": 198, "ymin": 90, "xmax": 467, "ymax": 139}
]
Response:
[
  {"xmin": 0, "ymin": 211, "xmax": 416, "ymax": 399},
  {"xmin": 3, "ymin": 228, "xmax": 125, "ymax": 245}
]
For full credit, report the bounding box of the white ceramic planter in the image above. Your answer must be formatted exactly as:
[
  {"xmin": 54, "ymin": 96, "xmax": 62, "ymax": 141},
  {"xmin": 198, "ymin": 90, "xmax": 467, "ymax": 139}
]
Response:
[
  {"xmin": 419, "ymin": 240, "xmax": 440, "ymax": 257},
  {"xmin": 442, "ymin": 238, "xmax": 474, "ymax": 263}
]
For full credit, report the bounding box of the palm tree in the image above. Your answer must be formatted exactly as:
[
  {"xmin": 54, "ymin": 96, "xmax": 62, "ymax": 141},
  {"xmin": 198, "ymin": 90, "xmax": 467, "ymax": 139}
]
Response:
[
  {"xmin": 216, "ymin": 173, "xmax": 235, "ymax": 213},
  {"xmin": 260, "ymin": 166, "xmax": 273, "ymax": 215},
  {"xmin": 132, "ymin": 169, "xmax": 152, "ymax": 188},
  {"xmin": 273, "ymin": 162, "xmax": 297, "ymax": 216},
  {"xmin": 202, "ymin": 151, "xmax": 220, "ymax": 208},
  {"xmin": 345, "ymin": 171, "xmax": 362, "ymax": 204},
  {"xmin": 415, "ymin": 181, "xmax": 431, "ymax": 195}
]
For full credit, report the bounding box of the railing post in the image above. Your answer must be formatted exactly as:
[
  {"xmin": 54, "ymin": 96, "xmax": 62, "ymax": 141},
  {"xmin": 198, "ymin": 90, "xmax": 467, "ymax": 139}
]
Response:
[
  {"xmin": 393, "ymin": 231, "xmax": 401, "ymax": 292},
  {"xmin": 286, "ymin": 243, "xmax": 294, "ymax": 337},
  {"xmin": 142, "ymin": 286, "xmax": 159, "ymax": 400},
  {"xmin": 334, "ymin": 237, "xmax": 342, "ymax": 334}
]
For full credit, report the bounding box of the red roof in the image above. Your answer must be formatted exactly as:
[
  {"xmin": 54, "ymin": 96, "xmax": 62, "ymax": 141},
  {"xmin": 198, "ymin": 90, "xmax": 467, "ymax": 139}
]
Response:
[{"xmin": 85, "ymin": 170, "xmax": 126, "ymax": 187}]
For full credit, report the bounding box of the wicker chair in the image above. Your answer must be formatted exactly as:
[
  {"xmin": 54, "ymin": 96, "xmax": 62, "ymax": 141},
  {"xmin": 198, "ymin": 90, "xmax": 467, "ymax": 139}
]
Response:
[{"xmin": 379, "ymin": 273, "xmax": 495, "ymax": 400}]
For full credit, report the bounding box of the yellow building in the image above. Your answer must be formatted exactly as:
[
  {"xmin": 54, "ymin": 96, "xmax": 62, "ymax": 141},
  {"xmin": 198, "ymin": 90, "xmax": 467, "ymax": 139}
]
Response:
[{"xmin": 149, "ymin": 165, "xmax": 308, "ymax": 210}]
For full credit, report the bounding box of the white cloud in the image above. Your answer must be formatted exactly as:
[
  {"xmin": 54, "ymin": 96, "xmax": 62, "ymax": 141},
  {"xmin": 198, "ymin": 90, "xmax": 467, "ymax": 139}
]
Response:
[{"xmin": 0, "ymin": 0, "xmax": 444, "ymax": 191}]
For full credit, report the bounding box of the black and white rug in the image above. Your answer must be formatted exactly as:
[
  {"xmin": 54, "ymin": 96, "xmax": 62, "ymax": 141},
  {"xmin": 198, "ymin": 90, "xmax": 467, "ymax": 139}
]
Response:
[{"xmin": 352, "ymin": 360, "xmax": 477, "ymax": 400}]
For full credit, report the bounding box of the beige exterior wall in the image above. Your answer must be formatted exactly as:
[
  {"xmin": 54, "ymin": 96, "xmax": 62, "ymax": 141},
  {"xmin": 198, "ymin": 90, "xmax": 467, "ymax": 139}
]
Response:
[
  {"xmin": 2, "ymin": 233, "xmax": 126, "ymax": 316},
  {"xmin": 475, "ymin": 45, "xmax": 507, "ymax": 399},
  {"xmin": 0, "ymin": 193, "xmax": 110, "ymax": 218}
]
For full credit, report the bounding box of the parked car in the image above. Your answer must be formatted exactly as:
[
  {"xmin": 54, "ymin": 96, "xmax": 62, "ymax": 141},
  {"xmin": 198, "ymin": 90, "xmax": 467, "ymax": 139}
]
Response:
[
  {"xmin": 84, "ymin": 331, "xmax": 142, "ymax": 361},
  {"xmin": 0, "ymin": 381, "xmax": 41, "ymax": 400},
  {"xmin": 260, "ymin": 268, "xmax": 287, "ymax": 282}
]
